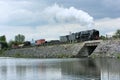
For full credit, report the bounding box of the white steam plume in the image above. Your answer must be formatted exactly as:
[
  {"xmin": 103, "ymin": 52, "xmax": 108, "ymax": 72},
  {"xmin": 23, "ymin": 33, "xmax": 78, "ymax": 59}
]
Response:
[{"xmin": 43, "ymin": 4, "xmax": 94, "ymax": 27}]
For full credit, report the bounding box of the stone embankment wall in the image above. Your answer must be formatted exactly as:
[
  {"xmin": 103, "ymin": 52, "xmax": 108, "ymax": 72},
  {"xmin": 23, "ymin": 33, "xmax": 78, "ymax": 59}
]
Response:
[
  {"xmin": 2, "ymin": 40, "xmax": 120, "ymax": 58},
  {"xmin": 3, "ymin": 43, "xmax": 83, "ymax": 58},
  {"xmin": 91, "ymin": 40, "xmax": 120, "ymax": 58}
]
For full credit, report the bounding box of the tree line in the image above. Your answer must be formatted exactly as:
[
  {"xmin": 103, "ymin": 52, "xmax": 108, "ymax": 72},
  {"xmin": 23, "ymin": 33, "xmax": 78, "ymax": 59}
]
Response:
[{"xmin": 0, "ymin": 34, "xmax": 25, "ymax": 49}]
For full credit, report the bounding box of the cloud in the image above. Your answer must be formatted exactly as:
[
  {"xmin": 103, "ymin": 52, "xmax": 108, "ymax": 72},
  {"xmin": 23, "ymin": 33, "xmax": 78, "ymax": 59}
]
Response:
[
  {"xmin": 0, "ymin": 0, "xmax": 47, "ymax": 26},
  {"xmin": 42, "ymin": 4, "xmax": 94, "ymax": 27},
  {"xmin": 0, "ymin": 2, "xmax": 94, "ymax": 27},
  {"xmin": 0, "ymin": 0, "xmax": 120, "ymax": 23},
  {"xmin": 95, "ymin": 18, "xmax": 120, "ymax": 35}
]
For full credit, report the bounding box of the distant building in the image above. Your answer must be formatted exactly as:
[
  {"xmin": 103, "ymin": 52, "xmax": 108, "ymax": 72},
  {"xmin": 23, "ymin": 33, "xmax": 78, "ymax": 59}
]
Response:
[
  {"xmin": 35, "ymin": 39, "xmax": 46, "ymax": 45},
  {"xmin": 31, "ymin": 39, "xmax": 35, "ymax": 46}
]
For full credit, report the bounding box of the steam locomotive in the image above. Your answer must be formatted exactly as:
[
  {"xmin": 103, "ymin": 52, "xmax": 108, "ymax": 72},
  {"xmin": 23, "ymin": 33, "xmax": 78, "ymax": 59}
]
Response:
[{"xmin": 60, "ymin": 29, "xmax": 99, "ymax": 43}]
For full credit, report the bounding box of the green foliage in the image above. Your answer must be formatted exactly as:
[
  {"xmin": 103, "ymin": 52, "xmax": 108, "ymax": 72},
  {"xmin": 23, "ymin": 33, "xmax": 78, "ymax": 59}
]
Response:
[
  {"xmin": 0, "ymin": 35, "xmax": 8, "ymax": 50},
  {"xmin": 0, "ymin": 35, "xmax": 6, "ymax": 42},
  {"xmin": 14, "ymin": 53, "xmax": 22, "ymax": 58},
  {"xmin": 0, "ymin": 42, "xmax": 8, "ymax": 49},
  {"xmin": 56, "ymin": 54, "xmax": 72, "ymax": 58},
  {"xmin": 99, "ymin": 35, "xmax": 106, "ymax": 40},
  {"xmin": 8, "ymin": 40, "xmax": 17, "ymax": 48},
  {"xmin": 112, "ymin": 29, "xmax": 120, "ymax": 39},
  {"xmin": 8, "ymin": 40, "xmax": 14, "ymax": 47},
  {"xmin": 15, "ymin": 34, "xmax": 25, "ymax": 44},
  {"xmin": 0, "ymin": 49, "xmax": 4, "ymax": 55},
  {"xmin": 8, "ymin": 34, "xmax": 25, "ymax": 48}
]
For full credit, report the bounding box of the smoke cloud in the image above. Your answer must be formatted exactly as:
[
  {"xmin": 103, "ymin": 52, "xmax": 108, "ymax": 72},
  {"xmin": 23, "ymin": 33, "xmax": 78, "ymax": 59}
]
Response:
[{"xmin": 43, "ymin": 4, "xmax": 94, "ymax": 27}]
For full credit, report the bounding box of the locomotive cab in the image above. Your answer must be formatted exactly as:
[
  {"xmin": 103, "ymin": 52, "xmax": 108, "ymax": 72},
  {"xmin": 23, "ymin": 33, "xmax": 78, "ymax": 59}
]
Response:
[{"xmin": 92, "ymin": 30, "xmax": 99, "ymax": 40}]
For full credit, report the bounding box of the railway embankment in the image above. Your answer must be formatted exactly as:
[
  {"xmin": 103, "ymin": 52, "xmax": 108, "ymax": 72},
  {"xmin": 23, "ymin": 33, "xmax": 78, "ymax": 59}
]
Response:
[
  {"xmin": 91, "ymin": 40, "xmax": 120, "ymax": 58},
  {"xmin": 1, "ymin": 40, "xmax": 120, "ymax": 58},
  {"xmin": 2, "ymin": 43, "xmax": 83, "ymax": 58}
]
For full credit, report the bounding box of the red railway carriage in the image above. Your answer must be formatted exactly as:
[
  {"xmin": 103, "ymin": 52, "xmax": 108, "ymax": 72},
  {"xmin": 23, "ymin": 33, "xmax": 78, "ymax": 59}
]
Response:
[{"xmin": 35, "ymin": 39, "xmax": 45, "ymax": 45}]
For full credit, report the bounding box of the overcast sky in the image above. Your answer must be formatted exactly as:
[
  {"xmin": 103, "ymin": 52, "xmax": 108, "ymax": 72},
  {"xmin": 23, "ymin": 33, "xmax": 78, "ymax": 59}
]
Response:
[{"xmin": 0, "ymin": 0, "xmax": 120, "ymax": 41}]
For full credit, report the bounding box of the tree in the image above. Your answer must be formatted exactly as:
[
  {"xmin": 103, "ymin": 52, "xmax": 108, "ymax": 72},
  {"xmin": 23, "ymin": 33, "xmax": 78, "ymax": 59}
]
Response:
[
  {"xmin": 8, "ymin": 40, "xmax": 16, "ymax": 47},
  {"xmin": 0, "ymin": 42, "xmax": 8, "ymax": 49},
  {"xmin": 112, "ymin": 29, "xmax": 120, "ymax": 39},
  {"xmin": 0, "ymin": 35, "xmax": 8, "ymax": 49},
  {"xmin": 15, "ymin": 34, "xmax": 25, "ymax": 44},
  {"xmin": 0, "ymin": 35, "xmax": 6, "ymax": 42},
  {"xmin": 99, "ymin": 35, "xmax": 106, "ymax": 40}
]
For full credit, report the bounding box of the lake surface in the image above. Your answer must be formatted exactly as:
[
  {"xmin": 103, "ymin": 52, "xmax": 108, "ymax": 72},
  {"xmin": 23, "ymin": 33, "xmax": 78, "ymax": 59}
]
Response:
[{"xmin": 0, "ymin": 58, "xmax": 120, "ymax": 80}]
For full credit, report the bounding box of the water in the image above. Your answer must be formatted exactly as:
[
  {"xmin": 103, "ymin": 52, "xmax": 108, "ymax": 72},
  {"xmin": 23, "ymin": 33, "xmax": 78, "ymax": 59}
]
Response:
[{"xmin": 0, "ymin": 57, "xmax": 120, "ymax": 80}]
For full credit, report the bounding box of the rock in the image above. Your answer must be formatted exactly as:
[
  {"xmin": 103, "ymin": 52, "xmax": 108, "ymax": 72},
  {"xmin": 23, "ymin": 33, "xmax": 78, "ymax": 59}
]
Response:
[
  {"xmin": 3, "ymin": 43, "xmax": 83, "ymax": 58},
  {"xmin": 91, "ymin": 40, "xmax": 120, "ymax": 58}
]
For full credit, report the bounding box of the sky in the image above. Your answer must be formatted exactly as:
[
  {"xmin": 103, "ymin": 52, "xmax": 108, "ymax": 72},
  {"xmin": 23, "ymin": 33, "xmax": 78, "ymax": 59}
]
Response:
[{"xmin": 0, "ymin": 0, "xmax": 120, "ymax": 42}]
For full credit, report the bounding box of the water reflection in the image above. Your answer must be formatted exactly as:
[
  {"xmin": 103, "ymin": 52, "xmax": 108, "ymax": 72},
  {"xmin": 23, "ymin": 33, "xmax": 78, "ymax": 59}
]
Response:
[
  {"xmin": 95, "ymin": 58, "xmax": 120, "ymax": 80},
  {"xmin": 0, "ymin": 58, "xmax": 119, "ymax": 80},
  {"xmin": 0, "ymin": 58, "xmax": 62, "ymax": 80},
  {"xmin": 60, "ymin": 59, "xmax": 100, "ymax": 80}
]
